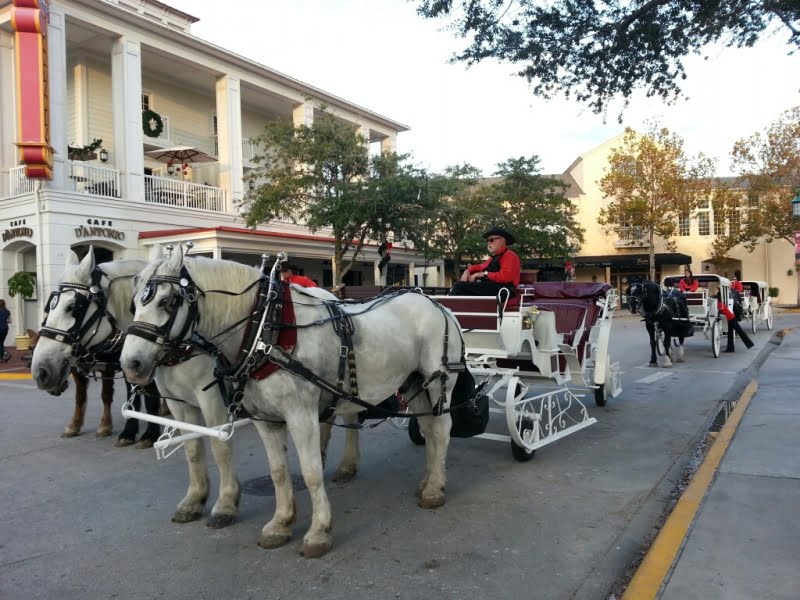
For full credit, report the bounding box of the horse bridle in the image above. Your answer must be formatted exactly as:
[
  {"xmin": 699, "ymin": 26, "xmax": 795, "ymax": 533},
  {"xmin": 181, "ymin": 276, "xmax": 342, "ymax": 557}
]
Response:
[
  {"xmin": 126, "ymin": 265, "xmax": 202, "ymax": 353},
  {"xmin": 38, "ymin": 267, "xmax": 125, "ymax": 363},
  {"xmin": 629, "ymin": 282, "xmax": 665, "ymax": 319}
]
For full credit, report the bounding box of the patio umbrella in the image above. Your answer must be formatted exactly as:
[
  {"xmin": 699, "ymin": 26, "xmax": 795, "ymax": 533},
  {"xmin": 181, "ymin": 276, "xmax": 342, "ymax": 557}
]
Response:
[{"xmin": 145, "ymin": 145, "xmax": 217, "ymax": 164}]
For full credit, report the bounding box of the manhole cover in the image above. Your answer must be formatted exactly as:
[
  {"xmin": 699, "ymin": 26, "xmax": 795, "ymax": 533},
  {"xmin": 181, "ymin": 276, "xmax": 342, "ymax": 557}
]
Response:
[{"xmin": 242, "ymin": 475, "xmax": 307, "ymax": 497}]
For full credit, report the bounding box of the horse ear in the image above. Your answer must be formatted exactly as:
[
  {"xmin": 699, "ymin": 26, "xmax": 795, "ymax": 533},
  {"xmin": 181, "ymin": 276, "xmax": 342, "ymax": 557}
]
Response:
[
  {"xmin": 76, "ymin": 246, "xmax": 95, "ymax": 278},
  {"xmin": 165, "ymin": 243, "xmax": 184, "ymax": 272},
  {"xmin": 65, "ymin": 249, "xmax": 81, "ymax": 270}
]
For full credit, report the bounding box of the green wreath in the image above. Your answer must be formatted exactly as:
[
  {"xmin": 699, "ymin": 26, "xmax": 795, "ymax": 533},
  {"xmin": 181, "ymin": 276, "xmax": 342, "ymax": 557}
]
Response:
[{"xmin": 142, "ymin": 109, "xmax": 164, "ymax": 138}]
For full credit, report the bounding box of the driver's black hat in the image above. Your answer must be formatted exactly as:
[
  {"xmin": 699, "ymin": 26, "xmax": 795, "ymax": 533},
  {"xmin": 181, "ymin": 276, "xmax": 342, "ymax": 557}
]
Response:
[{"xmin": 482, "ymin": 226, "xmax": 515, "ymax": 245}]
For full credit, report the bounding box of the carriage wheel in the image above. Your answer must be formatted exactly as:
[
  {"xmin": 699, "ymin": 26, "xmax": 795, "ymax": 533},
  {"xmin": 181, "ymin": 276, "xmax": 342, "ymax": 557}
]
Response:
[
  {"xmin": 766, "ymin": 305, "xmax": 774, "ymax": 330},
  {"xmin": 510, "ymin": 417, "xmax": 535, "ymax": 462},
  {"xmin": 594, "ymin": 383, "xmax": 607, "ymax": 407},
  {"xmin": 711, "ymin": 320, "xmax": 721, "ymax": 358},
  {"xmin": 408, "ymin": 418, "xmax": 425, "ymax": 446},
  {"xmin": 655, "ymin": 329, "xmax": 665, "ymax": 356}
]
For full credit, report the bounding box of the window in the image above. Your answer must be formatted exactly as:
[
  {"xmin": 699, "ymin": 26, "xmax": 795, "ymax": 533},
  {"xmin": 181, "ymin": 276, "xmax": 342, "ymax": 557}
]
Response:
[
  {"xmin": 678, "ymin": 214, "xmax": 690, "ymax": 236},
  {"xmin": 142, "ymin": 93, "xmax": 151, "ymax": 112},
  {"xmin": 698, "ymin": 212, "xmax": 710, "ymax": 236},
  {"xmin": 713, "ymin": 211, "xmax": 725, "ymax": 235}
]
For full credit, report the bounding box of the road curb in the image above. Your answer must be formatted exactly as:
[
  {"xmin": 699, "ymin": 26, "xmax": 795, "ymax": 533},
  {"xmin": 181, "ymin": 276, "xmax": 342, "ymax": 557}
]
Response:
[
  {"xmin": 621, "ymin": 379, "xmax": 759, "ymax": 600},
  {"xmin": 0, "ymin": 373, "xmax": 33, "ymax": 380}
]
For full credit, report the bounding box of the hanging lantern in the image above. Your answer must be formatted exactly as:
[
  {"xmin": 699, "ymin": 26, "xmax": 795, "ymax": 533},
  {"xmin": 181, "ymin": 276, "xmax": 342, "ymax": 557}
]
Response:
[{"xmin": 167, "ymin": 161, "xmax": 175, "ymax": 175}]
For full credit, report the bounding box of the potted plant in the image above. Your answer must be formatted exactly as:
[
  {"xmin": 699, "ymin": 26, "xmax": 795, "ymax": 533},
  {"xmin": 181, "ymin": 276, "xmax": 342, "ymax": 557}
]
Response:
[
  {"xmin": 7, "ymin": 271, "xmax": 36, "ymax": 350},
  {"xmin": 768, "ymin": 287, "xmax": 779, "ymax": 298}
]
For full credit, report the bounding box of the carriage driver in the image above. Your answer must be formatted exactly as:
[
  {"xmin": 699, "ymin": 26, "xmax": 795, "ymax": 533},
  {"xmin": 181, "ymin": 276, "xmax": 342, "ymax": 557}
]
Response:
[
  {"xmin": 281, "ymin": 263, "xmax": 318, "ymax": 288},
  {"xmin": 449, "ymin": 226, "xmax": 521, "ymax": 296}
]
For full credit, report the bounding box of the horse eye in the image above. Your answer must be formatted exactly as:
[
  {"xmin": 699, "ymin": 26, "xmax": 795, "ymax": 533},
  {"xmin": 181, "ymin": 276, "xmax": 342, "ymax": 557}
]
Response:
[{"xmin": 66, "ymin": 303, "xmax": 75, "ymax": 313}]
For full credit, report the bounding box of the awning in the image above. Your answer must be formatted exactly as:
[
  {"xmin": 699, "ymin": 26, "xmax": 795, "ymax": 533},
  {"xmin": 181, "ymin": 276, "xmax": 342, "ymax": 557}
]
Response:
[{"xmin": 524, "ymin": 253, "xmax": 692, "ymax": 269}]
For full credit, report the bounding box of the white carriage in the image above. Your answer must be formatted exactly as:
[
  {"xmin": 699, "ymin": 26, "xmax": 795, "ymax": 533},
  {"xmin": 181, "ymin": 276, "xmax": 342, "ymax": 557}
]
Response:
[
  {"xmin": 662, "ymin": 274, "xmax": 732, "ymax": 358},
  {"xmin": 416, "ymin": 281, "xmax": 622, "ymax": 461},
  {"xmin": 740, "ymin": 280, "xmax": 773, "ymax": 333}
]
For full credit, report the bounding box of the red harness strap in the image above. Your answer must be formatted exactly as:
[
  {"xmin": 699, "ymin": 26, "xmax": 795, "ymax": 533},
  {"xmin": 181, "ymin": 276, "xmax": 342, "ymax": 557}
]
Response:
[{"xmin": 250, "ymin": 282, "xmax": 297, "ymax": 380}]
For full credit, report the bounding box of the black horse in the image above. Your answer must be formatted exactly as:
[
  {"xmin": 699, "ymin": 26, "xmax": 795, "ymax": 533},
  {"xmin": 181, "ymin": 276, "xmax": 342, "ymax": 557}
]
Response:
[{"xmin": 626, "ymin": 282, "xmax": 693, "ymax": 367}]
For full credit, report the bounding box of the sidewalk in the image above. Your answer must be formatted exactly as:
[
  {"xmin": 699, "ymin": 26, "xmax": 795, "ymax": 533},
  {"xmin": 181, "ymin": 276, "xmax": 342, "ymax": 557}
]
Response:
[
  {"xmin": 626, "ymin": 328, "xmax": 800, "ymax": 599},
  {"xmin": 0, "ymin": 345, "xmax": 32, "ymax": 379}
]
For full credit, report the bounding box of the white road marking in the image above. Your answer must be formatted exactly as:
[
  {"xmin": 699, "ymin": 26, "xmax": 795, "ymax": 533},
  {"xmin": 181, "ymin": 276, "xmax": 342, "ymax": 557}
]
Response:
[
  {"xmin": 635, "ymin": 371, "xmax": 674, "ymax": 384},
  {"xmin": 634, "ymin": 365, "xmax": 736, "ymax": 375},
  {"xmin": 0, "ymin": 381, "xmax": 37, "ymax": 390}
]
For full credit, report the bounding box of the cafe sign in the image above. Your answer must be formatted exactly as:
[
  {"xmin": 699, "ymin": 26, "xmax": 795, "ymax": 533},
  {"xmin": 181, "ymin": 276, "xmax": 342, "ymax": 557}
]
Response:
[
  {"xmin": 2, "ymin": 226, "xmax": 34, "ymax": 243},
  {"xmin": 75, "ymin": 222, "xmax": 126, "ymax": 241}
]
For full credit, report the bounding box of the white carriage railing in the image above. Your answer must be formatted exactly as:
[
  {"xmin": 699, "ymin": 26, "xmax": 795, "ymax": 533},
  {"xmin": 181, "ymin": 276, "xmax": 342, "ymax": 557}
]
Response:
[
  {"xmin": 144, "ymin": 174, "xmax": 226, "ymax": 212},
  {"xmin": 9, "ymin": 165, "xmax": 35, "ymax": 196},
  {"xmin": 67, "ymin": 161, "xmax": 121, "ymax": 197}
]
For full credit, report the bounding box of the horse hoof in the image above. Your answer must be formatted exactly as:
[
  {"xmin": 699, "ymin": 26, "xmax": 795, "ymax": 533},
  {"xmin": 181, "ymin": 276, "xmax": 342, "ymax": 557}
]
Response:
[
  {"xmin": 332, "ymin": 467, "xmax": 357, "ymax": 483},
  {"xmin": 135, "ymin": 438, "xmax": 155, "ymax": 450},
  {"xmin": 206, "ymin": 513, "xmax": 237, "ymax": 529},
  {"xmin": 302, "ymin": 538, "xmax": 332, "ymax": 559},
  {"xmin": 418, "ymin": 491, "xmax": 446, "ymax": 509},
  {"xmin": 677, "ymin": 357, "xmax": 685, "ymax": 363},
  {"xmin": 648, "ymin": 362, "xmax": 658, "ymax": 368},
  {"xmin": 662, "ymin": 363, "xmax": 673, "ymax": 369},
  {"xmin": 258, "ymin": 531, "xmax": 292, "ymax": 549},
  {"xmin": 172, "ymin": 510, "xmax": 203, "ymax": 524},
  {"xmin": 96, "ymin": 428, "xmax": 112, "ymax": 438},
  {"xmin": 61, "ymin": 428, "xmax": 81, "ymax": 438},
  {"xmin": 114, "ymin": 436, "xmax": 135, "ymax": 447}
]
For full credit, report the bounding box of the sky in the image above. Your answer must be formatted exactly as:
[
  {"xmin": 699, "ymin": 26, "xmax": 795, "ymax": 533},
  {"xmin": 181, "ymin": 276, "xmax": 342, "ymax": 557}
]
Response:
[{"xmin": 167, "ymin": 0, "xmax": 799, "ymax": 177}]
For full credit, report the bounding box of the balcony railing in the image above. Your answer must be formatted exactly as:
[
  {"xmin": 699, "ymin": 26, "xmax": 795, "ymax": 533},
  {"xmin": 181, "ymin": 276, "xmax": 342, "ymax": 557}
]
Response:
[
  {"xmin": 144, "ymin": 175, "xmax": 225, "ymax": 212},
  {"xmin": 614, "ymin": 227, "xmax": 649, "ymax": 248},
  {"xmin": 68, "ymin": 162, "xmax": 121, "ymax": 197},
  {"xmin": 9, "ymin": 166, "xmax": 35, "ymax": 196},
  {"xmin": 242, "ymin": 138, "xmax": 258, "ymax": 164}
]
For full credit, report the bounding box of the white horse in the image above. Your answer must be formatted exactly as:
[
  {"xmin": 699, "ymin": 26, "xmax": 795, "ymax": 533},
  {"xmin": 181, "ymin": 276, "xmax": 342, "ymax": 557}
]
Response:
[
  {"xmin": 31, "ymin": 250, "xmax": 240, "ymax": 528},
  {"xmin": 120, "ymin": 250, "xmax": 463, "ymax": 558}
]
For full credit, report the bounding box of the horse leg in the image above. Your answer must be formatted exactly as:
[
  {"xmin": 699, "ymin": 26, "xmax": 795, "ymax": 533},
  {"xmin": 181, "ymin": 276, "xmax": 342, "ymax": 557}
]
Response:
[
  {"xmin": 62, "ymin": 370, "xmax": 87, "ymax": 437},
  {"xmin": 319, "ymin": 415, "xmax": 334, "ymax": 469},
  {"xmin": 284, "ymin": 408, "xmax": 333, "ymax": 558},
  {"xmin": 169, "ymin": 399, "xmax": 209, "ymax": 524},
  {"xmin": 135, "ymin": 383, "xmax": 162, "ymax": 449},
  {"xmin": 646, "ymin": 322, "xmax": 658, "ymax": 367},
  {"xmin": 254, "ymin": 420, "xmax": 297, "ymax": 550},
  {"xmin": 115, "ymin": 381, "xmax": 138, "ymax": 447},
  {"xmin": 676, "ymin": 336, "xmax": 686, "ymax": 362},
  {"xmin": 662, "ymin": 332, "xmax": 673, "ymax": 368},
  {"xmin": 414, "ymin": 411, "xmax": 451, "ymax": 509},
  {"xmin": 332, "ymin": 413, "xmax": 360, "ymax": 483},
  {"xmin": 198, "ymin": 388, "xmax": 240, "ymax": 529},
  {"xmin": 97, "ymin": 372, "xmax": 115, "ymax": 437}
]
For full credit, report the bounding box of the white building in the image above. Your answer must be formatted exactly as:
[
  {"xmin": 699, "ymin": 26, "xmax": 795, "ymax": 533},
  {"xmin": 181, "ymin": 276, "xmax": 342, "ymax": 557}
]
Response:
[{"xmin": 0, "ymin": 0, "xmax": 427, "ymax": 338}]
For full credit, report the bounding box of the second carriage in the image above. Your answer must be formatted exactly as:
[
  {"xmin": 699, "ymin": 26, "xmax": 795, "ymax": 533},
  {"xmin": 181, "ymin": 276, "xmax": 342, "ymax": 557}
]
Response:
[
  {"xmin": 740, "ymin": 280, "xmax": 773, "ymax": 333},
  {"xmin": 662, "ymin": 274, "xmax": 733, "ymax": 357}
]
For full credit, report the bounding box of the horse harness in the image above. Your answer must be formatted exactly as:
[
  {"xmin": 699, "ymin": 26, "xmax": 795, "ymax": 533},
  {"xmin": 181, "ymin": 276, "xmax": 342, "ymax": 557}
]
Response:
[
  {"xmin": 38, "ymin": 267, "xmax": 128, "ymax": 373},
  {"xmin": 130, "ymin": 264, "xmax": 467, "ymax": 422}
]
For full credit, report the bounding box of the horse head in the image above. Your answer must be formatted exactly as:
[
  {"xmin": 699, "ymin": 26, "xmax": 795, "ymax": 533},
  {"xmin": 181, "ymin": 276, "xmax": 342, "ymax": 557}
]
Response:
[
  {"xmin": 625, "ymin": 283, "xmax": 645, "ymax": 314},
  {"xmin": 121, "ymin": 245, "xmax": 197, "ymax": 385}
]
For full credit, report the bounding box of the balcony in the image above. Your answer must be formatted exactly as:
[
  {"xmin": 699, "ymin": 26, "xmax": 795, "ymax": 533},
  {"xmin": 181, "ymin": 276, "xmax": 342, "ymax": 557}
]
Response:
[
  {"xmin": 144, "ymin": 175, "xmax": 225, "ymax": 212},
  {"xmin": 67, "ymin": 162, "xmax": 121, "ymax": 197},
  {"xmin": 614, "ymin": 227, "xmax": 649, "ymax": 248}
]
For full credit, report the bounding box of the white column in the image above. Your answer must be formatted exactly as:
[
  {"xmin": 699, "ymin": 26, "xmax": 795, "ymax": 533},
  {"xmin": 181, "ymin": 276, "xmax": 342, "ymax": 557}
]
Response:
[
  {"xmin": 358, "ymin": 126, "xmax": 371, "ymax": 150},
  {"xmin": 0, "ymin": 30, "xmax": 16, "ymax": 195},
  {"xmin": 407, "ymin": 261, "xmax": 415, "ymax": 287},
  {"xmin": 214, "ymin": 76, "xmax": 243, "ymax": 212},
  {"xmin": 111, "ymin": 37, "xmax": 144, "ymax": 201},
  {"xmin": 292, "ymin": 103, "xmax": 314, "ymax": 128},
  {"xmin": 72, "ymin": 55, "xmax": 90, "ymax": 145},
  {"xmin": 47, "ymin": 7, "xmax": 68, "ymax": 189},
  {"xmin": 381, "ymin": 136, "xmax": 397, "ymax": 155},
  {"xmin": 373, "ymin": 260, "xmax": 383, "ymax": 286}
]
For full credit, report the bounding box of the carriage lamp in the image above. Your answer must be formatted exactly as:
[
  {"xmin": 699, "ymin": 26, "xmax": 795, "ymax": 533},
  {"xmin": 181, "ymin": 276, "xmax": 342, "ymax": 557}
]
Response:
[
  {"xmin": 248, "ymin": 179, "xmax": 256, "ymax": 191},
  {"xmin": 98, "ymin": 148, "xmax": 109, "ymax": 163},
  {"xmin": 791, "ymin": 190, "xmax": 800, "ymax": 218}
]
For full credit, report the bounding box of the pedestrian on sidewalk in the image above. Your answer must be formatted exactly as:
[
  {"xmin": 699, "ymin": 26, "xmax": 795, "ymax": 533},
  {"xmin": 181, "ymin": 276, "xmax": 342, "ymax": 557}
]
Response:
[{"xmin": 0, "ymin": 299, "xmax": 11, "ymax": 362}]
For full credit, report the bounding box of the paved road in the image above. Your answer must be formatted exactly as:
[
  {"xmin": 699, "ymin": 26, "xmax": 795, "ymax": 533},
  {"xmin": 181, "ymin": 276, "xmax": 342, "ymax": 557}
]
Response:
[{"xmin": 2, "ymin": 311, "xmax": 798, "ymax": 600}]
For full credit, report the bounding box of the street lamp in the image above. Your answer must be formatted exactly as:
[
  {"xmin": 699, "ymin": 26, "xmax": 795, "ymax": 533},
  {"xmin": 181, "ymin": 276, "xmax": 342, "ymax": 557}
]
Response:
[
  {"xmin": 792, "ymin": 189, "xmax": 800, "ymax": 218},
  {"xmin": 98, "ymin": 148, "xmax": 109, "ymax": 163}
]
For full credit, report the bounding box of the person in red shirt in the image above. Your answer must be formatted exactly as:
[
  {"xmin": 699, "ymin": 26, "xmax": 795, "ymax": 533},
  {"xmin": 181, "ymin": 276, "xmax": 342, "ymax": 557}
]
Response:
[
  {"xmin": 281, "ymin": 263, "xmax": 318, "ymax": 288},
  {"xmin": 449, "ymin": 226, "xmax": 521, "ymax": 296},
  {"xmin": 730, "ymin": 271, "xmax": 744, "ymax": 293},
  {"xmin": 715, "ymin": 290, "xmax": 754, "ymax": 352},
  {"xmin": 678, "ymin": 268, "xmax": 699, "ymax": 292}
]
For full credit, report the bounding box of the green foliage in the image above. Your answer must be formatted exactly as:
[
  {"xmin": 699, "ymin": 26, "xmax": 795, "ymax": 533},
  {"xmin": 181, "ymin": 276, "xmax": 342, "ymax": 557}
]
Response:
[
  {"xmin": 7, "ymin": 271, "xmax": 35, "ymax": 299},
  {"xmin": 67, "ymin": 138, "xmax": 103, "ymax": 161},
  {"xmin": 142, "ymin": 110, "xmax": 164, "ymax": 138},
  {"xmin": 769, "ymin": 287, "xmax": 780, "ymax": 297},
  {"xmin": 598, "ymin": 126, "xmax": 716, "ymax": 279},
  {"xmin": 244, "ymin": 109, "xmax": 424, "ymax": 285},
  {"xmin": 415, "ymin": 1, "xmax": 800, "ymax": 116}
]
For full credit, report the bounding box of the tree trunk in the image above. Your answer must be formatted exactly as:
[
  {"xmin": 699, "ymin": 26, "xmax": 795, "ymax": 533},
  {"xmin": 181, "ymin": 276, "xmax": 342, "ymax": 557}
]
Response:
[{"xmin": 648, "ymin": 229, "xmax": 656, "ymax": 282}]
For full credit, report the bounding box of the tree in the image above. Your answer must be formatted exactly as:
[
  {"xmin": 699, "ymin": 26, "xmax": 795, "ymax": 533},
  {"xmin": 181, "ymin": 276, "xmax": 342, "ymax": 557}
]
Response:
[
  {"xmin": 598, "ymin": 126, "xmax": 716, "ymax": 280},
  {"xmin": 483, "ymin": 156, "xmax": 583, "ymax": 259},
  {"xmin": 714, "ymin": 106, "xmax": 800, "ymax": 303},
  {"xmin": 244, "ymin": 110, "xmax": 421, "ymax": 286},
  {"xmin": 415, "ymin": 1, "xmax": 800, "ymax": 115}
]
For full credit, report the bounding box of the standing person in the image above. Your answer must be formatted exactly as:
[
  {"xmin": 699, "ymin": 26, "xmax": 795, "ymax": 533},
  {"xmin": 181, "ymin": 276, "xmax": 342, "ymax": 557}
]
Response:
[
  {"xmin": 450, "ymin": 226, "xmax": 521, "ymax": 296},
  {"xmin": 281, "ymin": 263, "xmax": 318, "ymax": 288},
  {"xmin": 0, "ymin": 299, "xmax": 11, "ymax": 362},
  {"xmin": 715, "ymin": 291, "xmax": 754, "ymax": 352},
  {"xmin": 679, "ymin": 268, "xmax": 699, "ymax": 292},
  {"xmin": 731, "ymin": 271, "xmax": 744, "ymax": 293}
]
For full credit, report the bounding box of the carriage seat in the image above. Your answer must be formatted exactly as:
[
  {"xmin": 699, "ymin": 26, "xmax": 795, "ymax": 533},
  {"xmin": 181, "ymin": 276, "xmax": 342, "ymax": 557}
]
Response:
[{"xmin": 526, "ymin": 283, "xmax": 609, "ymax": 347}]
